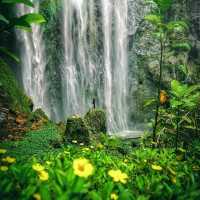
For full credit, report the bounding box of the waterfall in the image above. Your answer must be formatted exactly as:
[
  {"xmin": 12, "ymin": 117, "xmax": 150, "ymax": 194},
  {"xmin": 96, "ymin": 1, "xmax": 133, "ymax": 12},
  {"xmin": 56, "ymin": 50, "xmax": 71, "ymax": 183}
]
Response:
[
  {"xmin": 101, "ymin": 0, "xmax": 129, "ymax": 132},
  {"xmin": 17, "ymin": 0, "xmax": 139, "ymax": 134},
  {"xmin": 16, "ymin": 3, "xmax": 49, "ymax": 116},
  {"xmin": 62, "ymin": 0, "xmax": 129, "ymax": 133}
]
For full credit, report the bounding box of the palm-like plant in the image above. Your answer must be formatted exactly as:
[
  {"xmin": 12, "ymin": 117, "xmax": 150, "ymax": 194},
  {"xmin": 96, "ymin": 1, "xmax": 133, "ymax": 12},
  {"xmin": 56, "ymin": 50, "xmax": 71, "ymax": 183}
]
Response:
[{"xmin": 0, "ymin": 0, "xmax": 45, "ymax": 63}]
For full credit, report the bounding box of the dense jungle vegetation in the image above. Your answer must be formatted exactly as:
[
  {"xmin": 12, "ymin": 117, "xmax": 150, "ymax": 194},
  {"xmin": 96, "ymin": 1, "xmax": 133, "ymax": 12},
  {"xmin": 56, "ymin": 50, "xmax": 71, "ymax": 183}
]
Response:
[{"xmin": 0, "ymin": 0, "xmax": 200, "ymax": 199}]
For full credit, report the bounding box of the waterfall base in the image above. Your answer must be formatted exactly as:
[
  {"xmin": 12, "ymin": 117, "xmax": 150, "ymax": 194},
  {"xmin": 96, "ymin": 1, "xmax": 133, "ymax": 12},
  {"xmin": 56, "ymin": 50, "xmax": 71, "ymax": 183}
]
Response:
[{"xmin": 110, "ymin": 130, "xmax": 144, "ymax": 139}]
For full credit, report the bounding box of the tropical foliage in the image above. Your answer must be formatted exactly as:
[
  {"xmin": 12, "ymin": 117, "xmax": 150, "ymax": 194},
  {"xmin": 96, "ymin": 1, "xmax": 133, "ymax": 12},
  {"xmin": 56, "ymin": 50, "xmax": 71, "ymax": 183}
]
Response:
[
  {"xmin": 0, "ymin": 0, "xmax": 45, "ymax": 63},
  {"xmin": 0, "ymin": 137, "xmax": 200, "ymax": 200}
]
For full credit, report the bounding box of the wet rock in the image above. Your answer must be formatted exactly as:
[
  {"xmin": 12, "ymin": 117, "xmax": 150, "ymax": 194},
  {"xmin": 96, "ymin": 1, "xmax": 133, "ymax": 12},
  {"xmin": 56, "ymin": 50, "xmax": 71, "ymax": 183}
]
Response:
[{"xmin": 65, "ymin": 115, "xmax": 90, "ymax": 144}]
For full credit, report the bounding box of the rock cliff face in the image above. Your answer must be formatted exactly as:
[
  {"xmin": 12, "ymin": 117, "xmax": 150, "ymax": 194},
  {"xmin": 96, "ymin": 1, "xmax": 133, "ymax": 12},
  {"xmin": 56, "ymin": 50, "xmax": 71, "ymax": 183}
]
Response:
[
  {"xmin": 187, "ymin": 0, "xmax": 200, "ymax": 81},
  {"xmin": 130, "ymin": 0, "xmax": 200, "ymax": 123}
]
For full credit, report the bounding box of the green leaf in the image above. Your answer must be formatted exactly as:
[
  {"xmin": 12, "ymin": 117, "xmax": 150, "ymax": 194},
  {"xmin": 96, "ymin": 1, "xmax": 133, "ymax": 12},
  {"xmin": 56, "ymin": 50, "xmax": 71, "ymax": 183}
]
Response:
[
  {"xmin": 171, "ymin": 80, "xmax": 187, "ymax": 98},
  {"xmin": 14, "ymin": 19, "xmax": 32, "ymax": 32},
  {"xmin": 2, "ymin": 0, "xmax": 34, "ymax": 7},
  {"xmin": 167, "ymin": 21, "xmax": 189, "ymax": 32},
  {"xmin": 14, "ymin": 13, "xmax": 46, "ymax": 32},
  {"xmin": 172, "ymin": 42, "xmax": 191, "ymax": 52},
  {"xmin": 89, "ymin": 192, "xmax": 102, "ymax": 200},
  {"xmin": 102, "ymin": 182, "xmax": 114, "ymax": 200},
  {"xmin": 0, "ymin": 47, "xmax": 20, "ymax": 63},
  {"xmin": 144, "ymin": 98, "xmax": 156, "ymax": 107},
  {"xmin": 145, "ymin": 14, "xmax": 162, "ymax": 25},
  {"xmin": 0, "ymin": 14, "xmax": 9, "ymax": 24},
  {"xmin": 20, "ymin": 13, "xmax": 46, "ymax": 24}
]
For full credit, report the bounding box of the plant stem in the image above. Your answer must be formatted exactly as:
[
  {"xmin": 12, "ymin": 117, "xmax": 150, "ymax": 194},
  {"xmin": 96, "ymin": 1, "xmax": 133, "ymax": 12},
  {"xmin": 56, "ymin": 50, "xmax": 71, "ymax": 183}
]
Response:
[
  {"xmin": 153, "ymin": 37, "xmax": 164, "ymax": 143},
  {"xmin": 175, "ymin": 108, "xmax": 180, "ymax": 153}
]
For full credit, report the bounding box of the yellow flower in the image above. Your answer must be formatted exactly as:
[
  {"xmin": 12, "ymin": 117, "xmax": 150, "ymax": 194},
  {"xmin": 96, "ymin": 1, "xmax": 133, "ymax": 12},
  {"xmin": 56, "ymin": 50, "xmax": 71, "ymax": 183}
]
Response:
[
  {"xmin": 32, "ymin": 163, "xmax": 45, "ymax": 172},
  {"xmin": 2, "ymin": 156, "xmax": 16, "ymax": 163},
  {"xmin": 33, "ymin": 193, "xmax": 41, "ymax": 200},
  {"xmin": 0, "ymin": 166, "xmax": 8, "ymax": 171},
  {"xmin": 72, "ymin": 140, "xmax": 78, "ymax": 144},
  {"xmin": 111, "ymin": 192, "xmax": 118, "ymax": 200},
  {"xmin": 160, "ymin": 90, "xmax": 168, "ymax": 104},
  {"xmin": 151, "ymin": 164, "xmax": 163, "ymax": 171},
  {"xmin": 38, "ymin": 170, "xmax": 49, "ymax": 181},
  {"xmin": 0, "ymin": 149, "xmax": 7, "ymax": 154},
  {"xmin": 108, "ymin": 169, "xmax": 128, "ymax": 184},
  {"xmin": 73, "ymin": 158, "xmax": 94, "ymax": 178}
]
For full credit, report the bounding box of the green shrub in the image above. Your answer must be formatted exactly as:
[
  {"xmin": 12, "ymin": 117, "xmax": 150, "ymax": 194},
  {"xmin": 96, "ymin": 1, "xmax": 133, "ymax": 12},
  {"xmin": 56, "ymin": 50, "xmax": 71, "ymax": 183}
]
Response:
[
  {"xmin": 84, "ymin": 109, "xmax": 107, "ymax": 133},
  {"xmin": 0, "ymin": 140, "xmax": 200, "ymax": 199},
  {"xmin": 65, "ymin": 115, "xmax": 90, "ymax": 145}
]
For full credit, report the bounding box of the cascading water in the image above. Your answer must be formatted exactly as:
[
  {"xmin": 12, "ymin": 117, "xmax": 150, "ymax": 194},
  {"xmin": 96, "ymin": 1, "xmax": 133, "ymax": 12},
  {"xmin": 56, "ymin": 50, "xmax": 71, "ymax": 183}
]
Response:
[
  {"xmin": 101, "ymin": 0, "xmax": 129, "ymax": 132},
  {"xmin": 62, "ymin": 0, "xmax": 103, "ymax": 118},
  {"xmin": 16, "ymin": 2, "xmax": 49, "ymax": 116},
  {"xmin": 62, "ymin": 0, "xmax": 129, "ymax": 133},
  {"xmin": 17, "ymin": 0, "xmax": 142, "ymax": 136}
]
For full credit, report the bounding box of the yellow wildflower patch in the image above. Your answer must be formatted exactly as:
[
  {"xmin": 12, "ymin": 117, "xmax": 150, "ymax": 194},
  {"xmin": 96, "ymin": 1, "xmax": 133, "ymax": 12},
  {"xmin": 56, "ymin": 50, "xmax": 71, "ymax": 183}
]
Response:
[
  {"xmin": 2, "ymin": 156, "xmax": 16, "ymax": 163},
  {"xmin": 38, "ymin": 170, "xmax": 49, "ymax": 181},
  {"xmin": 151, "ymin": 164, "xmax": 163, "ymax": 171},
  {"xmin": 108, "ymin": 169, "xmax": 128, "ymax": 184},
  {"xmin": 32, "ymin": 163, "xmax": 45, "ymax": 172},
  {"xmin": 73, "ymin": 158, "xmax": 94, "ymax": 178}
]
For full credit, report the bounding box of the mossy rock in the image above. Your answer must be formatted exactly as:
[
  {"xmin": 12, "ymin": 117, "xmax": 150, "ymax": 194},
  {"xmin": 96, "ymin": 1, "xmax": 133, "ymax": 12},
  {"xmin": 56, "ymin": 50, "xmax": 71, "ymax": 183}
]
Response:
[
  {"xmin": 84, "ymin": 109, "xmax": 107, "ymax": 133},
  {"xmin": 65, "ymin": 115, "xmax": 90, "ymax": 144},
  {"xmin": 29, "ymin": 108, "xmax": 49, "ymax": 122}
]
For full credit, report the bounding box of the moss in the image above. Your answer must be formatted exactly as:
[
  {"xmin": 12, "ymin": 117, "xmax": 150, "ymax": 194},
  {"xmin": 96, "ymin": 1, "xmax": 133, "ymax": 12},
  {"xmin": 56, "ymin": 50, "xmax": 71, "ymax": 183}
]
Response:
[
  {"xmin": 29, "ymin": 108, "xmax": 49, "ymax": 122},
  {"xmin": 65, "ymin": 115, "xmax": 90, "ymax": 144},
  {"xmin": 0, "ymin": 60, "xmax": 31, "ymax": 113},
  {"xmin": 84, "ymin": 109, "xmax": 107, "ymax": 133}
]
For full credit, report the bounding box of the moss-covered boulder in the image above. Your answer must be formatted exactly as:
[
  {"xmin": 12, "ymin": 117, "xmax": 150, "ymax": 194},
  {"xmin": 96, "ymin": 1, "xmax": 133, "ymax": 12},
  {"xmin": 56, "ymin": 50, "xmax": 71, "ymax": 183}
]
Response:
[
  {"xmin": 65, "ymin": 115, "xmax": 90, "ymax": 144},
  {"xmin": 30, "ymin": 108, "xmax": 49, "ymax": 122},
  {"xmin": 84, "ymin": 109, "xmax": 107, "ymax": 133}
]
